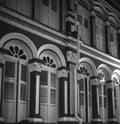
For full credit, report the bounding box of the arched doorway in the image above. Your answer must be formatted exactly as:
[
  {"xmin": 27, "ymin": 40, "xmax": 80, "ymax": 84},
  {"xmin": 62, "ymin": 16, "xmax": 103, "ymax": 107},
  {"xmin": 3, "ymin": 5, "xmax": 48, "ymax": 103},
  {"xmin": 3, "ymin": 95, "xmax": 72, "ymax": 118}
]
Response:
[
  {"xmin": 38, "ymin": 44, "xmax": 66, "ymax": 123},
  {"xmin": 77, "ymin": 58, "xmax": 96, "ymax": 123},
  {"xmin": 112, "ymin": 70, "xmax": 120, "ymax": 122},
  {"xmin": 97, "ymin": 64, "xmax": 111, "ymax": 123},
  {"xmin": 0, "ymin": 33, "xmax": 36, "ymax": 123}
]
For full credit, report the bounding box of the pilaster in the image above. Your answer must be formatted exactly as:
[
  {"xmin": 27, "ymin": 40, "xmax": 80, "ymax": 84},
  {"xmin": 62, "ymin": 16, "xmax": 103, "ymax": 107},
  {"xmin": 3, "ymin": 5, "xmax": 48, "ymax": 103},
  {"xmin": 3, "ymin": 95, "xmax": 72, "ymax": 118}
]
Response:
[
  {"xmin": 28, "ymin": 58, "xmax": 44, "ymax": 124},
  {"xmin": 58, "ymin": 66, "xmax": 78, "ymax": 124},
  {"xmin": 0, "ymin": 55, "xmax": 4, "ymax": 123},
  {"xmin": 90, "ymin": 76, "xmax": 102, "ymax": 124},
  {"xmin": 106, "ymin": 80, "xmax": 117, "ymax": 124}
]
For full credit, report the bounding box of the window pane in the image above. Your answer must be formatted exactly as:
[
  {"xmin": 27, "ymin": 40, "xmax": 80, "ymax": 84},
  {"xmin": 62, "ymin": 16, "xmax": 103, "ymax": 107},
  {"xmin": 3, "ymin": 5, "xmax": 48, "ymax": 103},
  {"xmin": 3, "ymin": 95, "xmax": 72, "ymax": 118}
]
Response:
[
  {"xmin": 99, "ymin": 84, "xmax": 102, "ymax": 95},
  {"xmin": 42, "ymin": 0, "xmax": 49, "ymax": 6},
  {"xmin": 114, "ymin": 87, "xmax": 116, "ymax": 97},
  {"xmin": 80, "ymin": 93, "xmax": 84, "ymax": 106},
  {"xmin": 5, "ymin": 61, "xmax": 15, "ymax": 77},
  {"xmin": 103, "ymin": 84, "xmax": 106, "ymax": 95},
  {"xmin": 51, "ymin": 0, "xmax": 57, "ymax": 11},
  {"xmin": 77, "ymin": 14, "xmax": 82, "ymax": 25},
  {"xmin": 41, "ymin": 87, "xmax": 48, "ymax": 103},
  {"xmin": 84, "ymin": 18, "xmax": 88, "ymax": 28},
  {"xmin": 114, "ymin": 98, "xmax": 117, "ymax": 109},
  {"xmin": 79, "ymin": 79, "xmax": 84, "ymax": 91},
  {"xmin": 99, "ymin": 96, "xmax": 102, "ymax": 107},
  {"xmin": 21, "ymin": 64, "xmax": 27, "ymax": 81},
  {"xmin": 51, "ymin": 73, "xmax": 56, "ymax": 88},
  {"xmin": 110, "ymin": 33, "xmax": 114, "ymax": 42},
  {"xmin": 104, "ymin": 97, "xmax": 107, "ymax": 108},
  {"xmin": 50, "ymin": 89, "xmax": 56, "ymax": 104},
  {"xmin": 40, "ymin": 71, "xmax": 48, "ymax": 85},
  {"xmin": 4, "ymin": 82, "xmax": 14, "ymax": 100},
  {"xmin": 20, "ymin": 84, "xmax": 26, "ymax": 101}
]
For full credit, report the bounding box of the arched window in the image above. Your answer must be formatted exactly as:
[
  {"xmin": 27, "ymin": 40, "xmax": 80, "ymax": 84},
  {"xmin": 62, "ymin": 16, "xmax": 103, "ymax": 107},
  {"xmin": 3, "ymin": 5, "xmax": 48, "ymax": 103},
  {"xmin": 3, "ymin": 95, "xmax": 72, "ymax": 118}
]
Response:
[
  {"xmin": 2, "ymin": 43, "xmax": 28, "ymax": 123},
  {"xmin": 77, "ymin": 66, "xmax": 91, "ymax": 123},
  {"xmin": 40, "ymin": 54, "xmax": 58, "ymax": 123},
  {"xmin": 112, "ymin": 77, "xmax": 119, "ymax": 117},
  {"xmin": 97, "ymin": 71, "xmax": 107, "ymax": 122}
]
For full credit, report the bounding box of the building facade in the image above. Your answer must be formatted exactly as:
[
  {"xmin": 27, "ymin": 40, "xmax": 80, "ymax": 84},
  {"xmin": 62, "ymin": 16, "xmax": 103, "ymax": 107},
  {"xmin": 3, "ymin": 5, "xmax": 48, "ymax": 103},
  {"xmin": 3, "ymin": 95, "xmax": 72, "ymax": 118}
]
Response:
[{"xmin": 0, "ymin": 0, "xmax": 120, "ymax": 124}]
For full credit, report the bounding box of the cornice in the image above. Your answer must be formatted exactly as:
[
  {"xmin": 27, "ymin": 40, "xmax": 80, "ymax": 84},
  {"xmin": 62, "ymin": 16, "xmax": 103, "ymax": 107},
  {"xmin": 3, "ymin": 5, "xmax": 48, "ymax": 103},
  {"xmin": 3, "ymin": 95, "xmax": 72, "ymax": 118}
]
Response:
[
  {"xmin": 0, "ymin": 6, "xmax": 77, "ymax": 49},
  {"xmin": 80, "ymin": 42, "xmax": 120, "ymax": 69}
]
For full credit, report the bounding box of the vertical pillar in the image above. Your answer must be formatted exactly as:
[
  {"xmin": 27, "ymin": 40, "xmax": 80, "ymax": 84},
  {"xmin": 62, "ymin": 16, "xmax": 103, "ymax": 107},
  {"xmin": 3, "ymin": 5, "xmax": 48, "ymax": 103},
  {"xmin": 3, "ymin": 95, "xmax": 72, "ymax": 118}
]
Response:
[
  {"xmin": 58, "ymin": 67, "xmax": 78, "ymax": 124},
  {"xmin": 107, "ymin": 80, "xmax": 117, "ymax": 124},
  {"xmin": 117, "ymin": 28, "xmax": 120, "ymax": 59},
  {"xmin": 0, "ymin": 56, "xmax": 4, "ymax": 124},
  {"xmin": 28, "ymin": 59, "xmax": 44, "ymax": 124},
  {"xmin": 90, "ymin": 10, "xmax": 96, "ymax": 47},
  {"xmin": 90, "ymin": 76, "xmax": 102, "ymax": 124},
  {"xmin": 66, "ymin": 47, "xmax": 77, "ymax": 117},
  {"xmin": 105, "ymin": 20, "xmax": 110, "ymax": 54}
]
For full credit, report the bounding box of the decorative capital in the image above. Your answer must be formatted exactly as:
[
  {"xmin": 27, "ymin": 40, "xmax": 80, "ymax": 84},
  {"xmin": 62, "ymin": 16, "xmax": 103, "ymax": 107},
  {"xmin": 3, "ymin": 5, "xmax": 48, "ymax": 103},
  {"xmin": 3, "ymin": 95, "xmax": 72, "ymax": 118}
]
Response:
[
  {"xmin": 66, "ymin": 51, "xmax": 77, "ymax": 64},
  {"xmin": 90, "ymin": 76, "xmax": 99, "ymax": 85},
  {"xmin": 58, "ymin": 68, "xmax": 69, "ymax": 78},
  {"xmin": 29, "ymin": 62, "xmax": 43, "ymax": 72}
]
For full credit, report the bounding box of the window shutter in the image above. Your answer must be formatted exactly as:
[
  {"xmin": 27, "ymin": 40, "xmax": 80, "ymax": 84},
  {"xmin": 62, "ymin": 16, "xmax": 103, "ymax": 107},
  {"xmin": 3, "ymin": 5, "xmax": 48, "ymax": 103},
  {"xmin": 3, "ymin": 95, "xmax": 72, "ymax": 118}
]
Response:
[
  {"xmin": 51, "ymin": 73, "xmax": 56, "ymax": 88},
  {"xmin": 50, "ymin": 89, "xmax": 56, "ymax": 104},
  {"xmin": 5, "ymin": 61, "xmax": 15, "ymax": 77},
  {"xmin": 4, "ymin": 82, "xmax": 14, "ymax": 100},
  {"xmin": 20, "ymin": 84, "xmax": 26, "ymax": 101},
  {"xmin": 21, "ymin": 64, "xmax": 27, "ymax": 82},
  {"xmin": 41, "ymin": 87, "xmax": 48, "ymax": 103},
  {"xmin": 41, "ymin": 71, "xmax": 48, "ymax": 85}
]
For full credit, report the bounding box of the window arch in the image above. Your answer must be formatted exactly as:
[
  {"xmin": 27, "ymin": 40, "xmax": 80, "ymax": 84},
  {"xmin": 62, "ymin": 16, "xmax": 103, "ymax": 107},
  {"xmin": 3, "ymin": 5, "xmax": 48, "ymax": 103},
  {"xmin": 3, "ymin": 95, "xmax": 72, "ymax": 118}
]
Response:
[
  {"xmin": 112, "ymin": 70, "xmax": 120, "ymax": 120},
  {"xmin": 97, "ymin": 64, "xmax": 112, "ymax": 123},
  {"xmin": 38, "ymin": 44, "xmax": 66, "ymax": 123},
  {"xmin": 97, "ymin": 70, "xmax": 107, "ymax": 121},
  {"xmin": 77, "ymin": 58, "xmax": 96, "ymax": 123},
  {"xmin": 8, "ymin": 45, "xmax": 27, "ymax": 60},
  {"xmin": 39, "ymin": 52, "xmax": 58, "ymax": 123},
  {"xmin": 0, "ymin": 34, "xmax": 35, "ymax": 123}
]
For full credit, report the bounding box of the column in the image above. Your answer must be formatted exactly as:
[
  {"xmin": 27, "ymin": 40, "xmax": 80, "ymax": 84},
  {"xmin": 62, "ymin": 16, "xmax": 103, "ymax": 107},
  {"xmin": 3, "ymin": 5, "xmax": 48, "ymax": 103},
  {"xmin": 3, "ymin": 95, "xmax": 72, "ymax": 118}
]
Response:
[
  {"xmin": 66, "ymin": 47, "xmax": 77, "ymax": 117},
  {"xmin": 90, "ymin": 76, "xmax": 102, "ymax": 124},
  {"xmin": 0, "ymin": 56, "xmax": 4, "ymax": 124},
  {"xmin": 28, "ymin": 58, "xmax": 44, "ymax": 124},
  {"xmin": 117, "ymin": 28, "xmax": 120, "ymax": 59},
  {"xmin": 106, "ymin": 80, "xmax": 117, "ymax": 124},
  {"xmin": 105, "ymin": 20, "xmax": 110, "ymax": 54},
  {"xmin": 58, "ymin": 67, "xmax": 78, "ymax": 124},
  {"xmin": 90, "ymin": 10, "xmax": 96, "ymax": 47}
]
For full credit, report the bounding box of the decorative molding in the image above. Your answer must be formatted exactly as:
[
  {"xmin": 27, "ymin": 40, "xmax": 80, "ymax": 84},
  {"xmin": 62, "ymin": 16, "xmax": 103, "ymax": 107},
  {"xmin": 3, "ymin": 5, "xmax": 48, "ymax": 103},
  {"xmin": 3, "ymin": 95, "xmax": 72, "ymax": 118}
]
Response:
[
  {"xmin": 80, "ymin": 43, "xmax": 120, "ymax": 69},
  {"xmin": 58, "ymin": 117, "xmax": 78, "ymax": 122},
  {"xmin": 28, "ymin": 118, "xmax": 43, "ymax": 123},
  {"xmin": 0, "ymin": 7, "xmax": 71, "ymax": 47},
  {"xmin": 29, "ymin": 62, "xmax": 43, "ymax": 72},
  {"xmin": 90, "ymin": 76, "xmax": 99, "ymax": 85},
  {"xmin": 66, "ymin": 51, "xmax": 77, "ymax": 64},
  {"xmin": 58, "ymin": 69, "xmax": 69, "ymax": 78}
]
